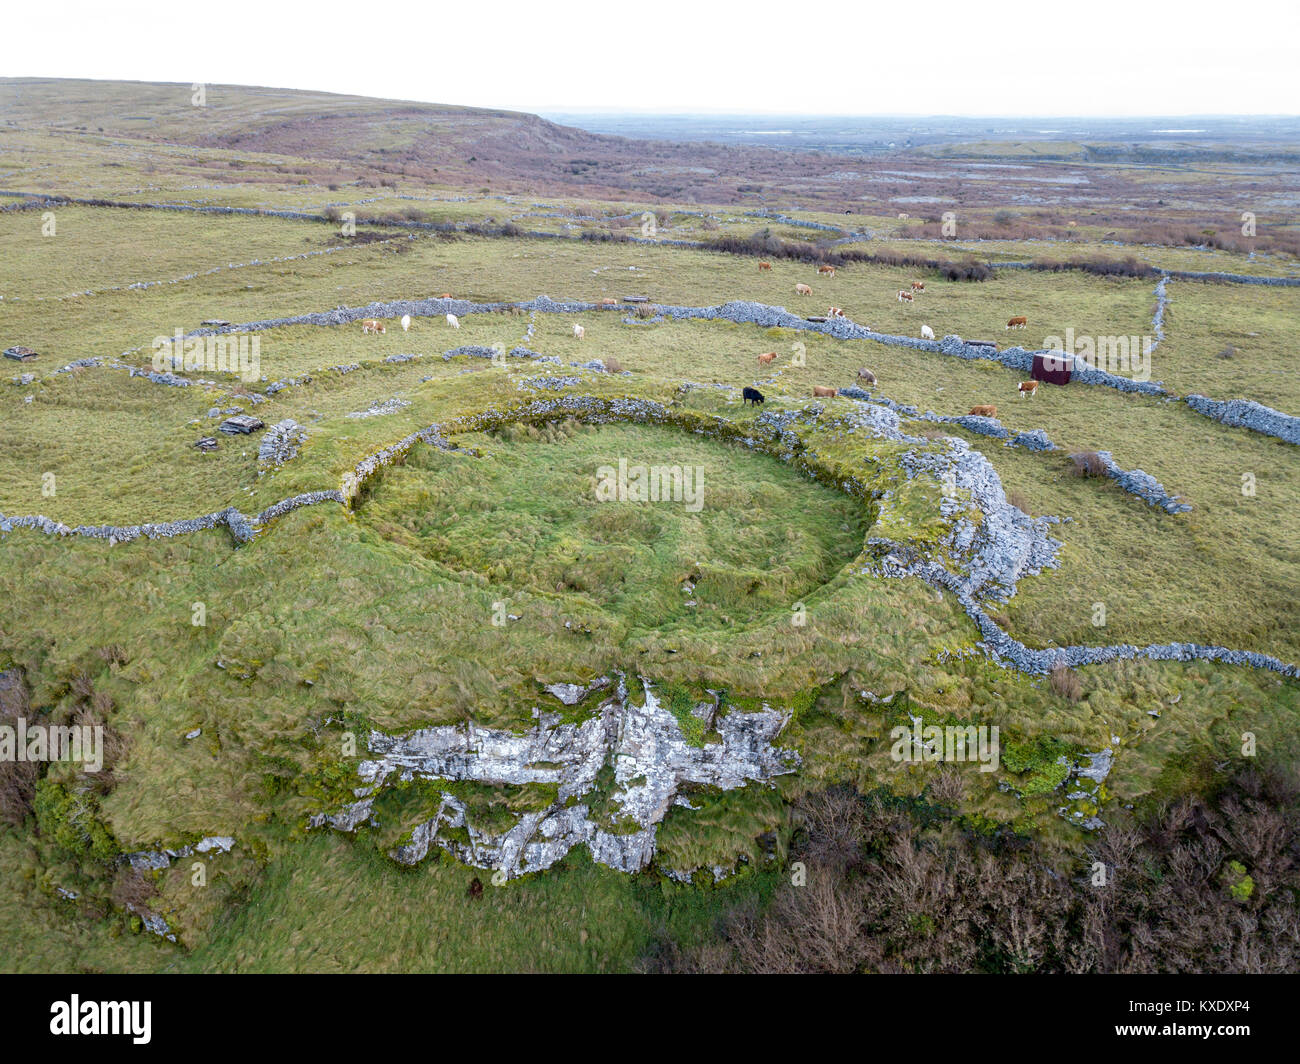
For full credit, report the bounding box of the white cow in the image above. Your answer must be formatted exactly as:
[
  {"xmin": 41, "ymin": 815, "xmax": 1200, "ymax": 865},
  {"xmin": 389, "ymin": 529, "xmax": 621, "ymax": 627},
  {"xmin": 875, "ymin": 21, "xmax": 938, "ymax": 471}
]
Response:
[
  {"xmin": 401, "ymin": 314, "xmax": 411, "ymax": 332},
  {"xmin": 573, "ymin": 323, "xmax": 585, "ymax": 339},
  {"xmin": 921, "ymin": 325, "xmax": 935, "ymax": 340},
  {"xmin": 446, "ymin": 313, "xmax": 460, "ymax": 329}
]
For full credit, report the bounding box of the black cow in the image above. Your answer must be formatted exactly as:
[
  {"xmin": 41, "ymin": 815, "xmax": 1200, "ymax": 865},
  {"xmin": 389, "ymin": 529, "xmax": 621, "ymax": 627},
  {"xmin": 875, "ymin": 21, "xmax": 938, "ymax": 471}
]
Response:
[{"xmin": 742, "ymin": 386, "xmax": 765, "ymax": 406}]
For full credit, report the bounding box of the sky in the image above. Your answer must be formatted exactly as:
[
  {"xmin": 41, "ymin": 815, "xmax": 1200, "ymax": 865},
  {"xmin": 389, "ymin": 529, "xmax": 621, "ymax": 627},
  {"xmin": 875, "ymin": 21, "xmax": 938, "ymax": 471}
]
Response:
[{"xmin": 14, "ymin": 0, "xmax": 1300, "ymax": 116}]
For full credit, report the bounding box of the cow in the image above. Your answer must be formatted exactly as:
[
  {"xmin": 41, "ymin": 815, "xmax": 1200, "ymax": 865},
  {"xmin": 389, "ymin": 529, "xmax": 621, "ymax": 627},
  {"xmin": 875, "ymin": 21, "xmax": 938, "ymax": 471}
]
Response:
[
  {"xmin": 401, "ymin": 314, "xmax": 411, "ymax": 332},
  {"xmin": 921, "ymin": 325, "xmax": 935, "ymax": 340},
  {"xmin": 818, "ymin": 264, "xmax": 837, "ymax": 276},
  {"xmin": 1018, "ymin": 380, "xmax": 1039, "ymax": 399},
  {"xmin": 438, "ymin": 293, "xmax": 452, "ymax": 299},
  {"xmin": 446, "ymin": 313, "xmax": 460, "ymax": 329},
  {"xmin": 757, "ymin": 351, "xmax": 777, "ymax": 364},
  {"xmin": 898, "ymin": 290, "xmax": 914, "ymax": 303},
  {"xmin": 898, "ymin": 212, "xmax": 910, "ymax": 220},
  {"xmin": 1006, "ymin": 316, "xmax": 1027, "ymax": 330},
  {"xmin": 758, "ymin": 261, "xmax": 773, "ymax": 271},
  {"xmin": 743, "ymin": 386, "xmax": 765, "ymax": 405},
  {"xmin": 361, "ymin": 318, "xmax": 386, "ymax": 334},
  {"xmin": 828, "ymin": 306, "xmax": 846, "ymax": 318},
  {"xmin": 856, "ymin": 368, "xmax": 877, "ymax": 385},
  {"xmin": 911, "ymin": 281, "xmax": 925, "ymax": 291},
  {"xmin": 468, "ymin": 877, "xmax": 484, "ymax": 900},
  {"xmin": 969, "ymin": 405, "xmax": 998, "ymax": 418},
  {"xmin": 573, "ymin": 324, "xmax": 585, "ymax": 339},
  {"xmin": 600, "ymin": 298, "xmax": 618, "ymax": 306},
  {"xmin": 812, "ymin": 385, "xmax": 837, "ymax": 398},
  {"xmin": 795, "ymin": 283, "xmax": 812, "ymax": 296}
]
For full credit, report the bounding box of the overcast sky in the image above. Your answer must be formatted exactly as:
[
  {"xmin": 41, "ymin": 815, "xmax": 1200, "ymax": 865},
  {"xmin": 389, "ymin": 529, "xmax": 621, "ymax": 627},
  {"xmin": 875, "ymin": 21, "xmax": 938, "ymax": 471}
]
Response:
[{"xmin": 15, "ymin": 0, "xmax": 1300, "ymax": 116}]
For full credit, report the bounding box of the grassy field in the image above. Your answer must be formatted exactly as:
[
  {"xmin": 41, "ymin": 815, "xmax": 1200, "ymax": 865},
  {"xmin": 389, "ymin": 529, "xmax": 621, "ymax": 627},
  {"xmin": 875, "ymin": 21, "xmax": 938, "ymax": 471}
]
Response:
[{"xmin": 2, "ymin": 80, "xmax": 1298, "ymax": 974}]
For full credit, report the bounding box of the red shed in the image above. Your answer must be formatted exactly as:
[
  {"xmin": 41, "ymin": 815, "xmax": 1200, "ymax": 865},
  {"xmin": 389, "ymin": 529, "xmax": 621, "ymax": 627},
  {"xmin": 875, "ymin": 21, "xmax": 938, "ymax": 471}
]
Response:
[{"xmin": 1032, "ymin": 352, "xmax": 1074, "ymax": 385}]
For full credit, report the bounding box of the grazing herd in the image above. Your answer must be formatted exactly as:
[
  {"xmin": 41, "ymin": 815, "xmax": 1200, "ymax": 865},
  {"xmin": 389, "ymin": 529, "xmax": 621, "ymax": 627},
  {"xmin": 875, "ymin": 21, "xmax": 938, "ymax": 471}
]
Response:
[{"xmin": 349, "ymin": 269, "xmax": 1038, "ymax": 422}]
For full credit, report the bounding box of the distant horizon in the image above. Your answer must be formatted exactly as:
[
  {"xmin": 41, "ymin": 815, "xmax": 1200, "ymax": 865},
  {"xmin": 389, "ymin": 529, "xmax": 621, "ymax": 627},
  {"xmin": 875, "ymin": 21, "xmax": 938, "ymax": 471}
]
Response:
[
  {"xmin": 538, "ymin": 109, "xmax": 1299, "ymax": 121},
  {"xmin": 10, "ymin": 0, "xmax": 1299, "ymax": 117},
  {"xmin": 4, "ymin": 77, "xmax": 1296, "ymax": 124}
]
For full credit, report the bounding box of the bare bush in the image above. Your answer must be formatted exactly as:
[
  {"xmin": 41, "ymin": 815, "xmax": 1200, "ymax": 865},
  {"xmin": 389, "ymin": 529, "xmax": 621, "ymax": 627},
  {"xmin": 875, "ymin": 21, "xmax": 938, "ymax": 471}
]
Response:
[
  {"xmin": 1048, "ymin": 662, "xmax": 1083, "ymax": 702},
  {"xmin": 654, "ymin": 766, "xmax": 1300, "ymax": 973},
  {"xmin": 1069, "ymin": 451, "xmax": 1109, "ymax": 477},
  {"xmin": 0, "ymin": 671, "xmax": 37, "ymax": 827}
]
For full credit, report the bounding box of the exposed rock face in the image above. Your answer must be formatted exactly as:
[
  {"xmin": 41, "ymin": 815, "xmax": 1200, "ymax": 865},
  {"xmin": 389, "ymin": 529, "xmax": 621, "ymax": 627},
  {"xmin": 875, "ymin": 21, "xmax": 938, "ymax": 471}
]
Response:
[
  {"xmin": 218, "ymin": 414, "xmax": 263, "ymax": 434},
  {"xmin": 345, "ymin": 397, "xmax": 410, "ymax": 419},
  {"xmin": 313, "ymin": 677, "xmax": 798, "ymax": 879},
  {"xmin": 884, "ymin": 435, "xmax": 1063, "ymax": 603},
  {"xmin": 1185, "ymin": 394, "xmax": 1300, "ymax": 446},
  {"xmin": 257, "ymin": 419, "xmax": 307, "ymax": 467},
  {"xmin": 1093, "ymin": 450, "xmax": 1191, "ymax": 513}
]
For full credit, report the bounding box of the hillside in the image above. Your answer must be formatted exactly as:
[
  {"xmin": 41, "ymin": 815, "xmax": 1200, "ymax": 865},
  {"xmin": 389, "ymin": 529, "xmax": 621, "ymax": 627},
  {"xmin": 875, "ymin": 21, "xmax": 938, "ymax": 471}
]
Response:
[{"xmin": 1, "ymin": 77, "xmax": 1298, "ymax": 977}]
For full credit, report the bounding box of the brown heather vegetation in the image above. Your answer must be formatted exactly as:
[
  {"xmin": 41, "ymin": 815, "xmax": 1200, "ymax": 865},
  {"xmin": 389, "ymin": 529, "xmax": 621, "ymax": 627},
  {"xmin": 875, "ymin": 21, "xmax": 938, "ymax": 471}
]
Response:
[
  {"xmin": 707, "ymin": 231, "xmax": 992, "ymax": 281},
  {"xmin": 645, "ymin": 767, "xmax": 1300, "ymax": 973},
  {"xmin": 1069, "ymin": 451, "xmax": 1110, "ymax": 478},
  {"xmin": 0, "ymin": 671, "xmax": 37, "ymax": 827},
  {"xmin": 1048, "ymin": 662, "xmax": 1084, "ymax": 702}
]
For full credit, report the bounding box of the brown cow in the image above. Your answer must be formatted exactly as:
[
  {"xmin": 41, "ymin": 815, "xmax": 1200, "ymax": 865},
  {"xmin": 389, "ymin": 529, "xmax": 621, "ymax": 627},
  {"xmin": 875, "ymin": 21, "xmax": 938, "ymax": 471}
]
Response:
[
  {"xmin": 828, "ymin": 306, "xmax": 846, "ymax": 318},
  {"xmin": 361, "ymin": 318, "xmax": 386, "ymax": 334},
  {"xmin": 1018, "ymin": 380, "xmax": 1039, "ymax": 398},
  {"xmin": 795, "ymin": 283, "xmax": 813, "ymax": 296},
  {"xmin": 969, "ymin": 405, "xmax": 998, "ymax": 418},
  {"xmin": 813, "ymin": 385, "xmax": 838, "ymax": 398},
  {"xmin": 758, "ymin": 261, "xmax": 773, "ymax": 271},
  {"xmin": 856, "ymin": 368, "xmax": 877, "ymax": 385},
  {"xmin": 600, "ymin": 298, "xmax": 618, "ymax": 306},
  {"xmin": 438, "ymin": 293, "xmax": 453, "ymax": 299},
  {"xmin": 818, "ymin": 264, "xmax": 837, "ymax": 276},
  {"xmin": 757, "ymin": 351, "xmax": 777, "ymax": 364},
  {"xmin": 1006, "ymin": 316, "xmax": 1027, "ymax": 330},
  {"xmin": 911, "ymin": 281, "xmax": 925, "ymax": 291},
  {"xmin": 897, "ymin": 290, "xmax": 914, "ymax": 303}
]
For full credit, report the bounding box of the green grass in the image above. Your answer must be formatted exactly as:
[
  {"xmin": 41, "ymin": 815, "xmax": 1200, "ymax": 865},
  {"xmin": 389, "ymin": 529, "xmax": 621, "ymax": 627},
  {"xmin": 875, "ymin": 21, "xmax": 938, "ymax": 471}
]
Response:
[
  {"xmin": 360, "ymin": 421, "xmax": 872, "ymax": 632},
  {"xmin": 1154, "ymin": 280, "xmax": 1300, "ymax": 413},
  {"xmin": 2, "ymin": 91, "xmax": 1299, "ymax": 973}
]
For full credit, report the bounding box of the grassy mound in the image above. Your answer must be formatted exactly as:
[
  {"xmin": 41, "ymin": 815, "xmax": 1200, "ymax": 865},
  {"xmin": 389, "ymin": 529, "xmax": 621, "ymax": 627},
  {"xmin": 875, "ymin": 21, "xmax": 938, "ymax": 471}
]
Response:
[{"xmin": 359, "ymin": 420, "xmax": 873, "ymax": 633}]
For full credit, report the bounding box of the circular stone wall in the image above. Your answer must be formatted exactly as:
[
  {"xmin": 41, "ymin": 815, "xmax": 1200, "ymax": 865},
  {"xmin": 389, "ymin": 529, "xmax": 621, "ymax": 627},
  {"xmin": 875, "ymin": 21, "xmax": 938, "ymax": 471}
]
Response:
[{"xmin": 359, "ymin": 419, "xmax": 875, "ymax": 632}]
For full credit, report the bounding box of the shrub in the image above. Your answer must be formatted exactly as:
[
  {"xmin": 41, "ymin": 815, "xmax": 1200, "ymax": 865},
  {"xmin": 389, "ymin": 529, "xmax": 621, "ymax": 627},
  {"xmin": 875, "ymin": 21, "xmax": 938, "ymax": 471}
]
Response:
[
  {"xmin": 1069, "ymin": 451, "xmax": 1108, "ymax": 477},
  {"xmin": 33, "ymin": 780, "xmax": 119, "ymax": 863},
  {"xmin": 1048, "ymin": 662, "xmax": 1083, "ymax": 702},
  {"xmin": 603, "ymin": 356, "xmax": 625, "ymax": 374},
  {"xmin": 0, "ymin": 672, "xmax": 37, "ymax": 827},
  {"xmin": 647, "ymin": 765, "xmax": 1300, "ymax": 973}
]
